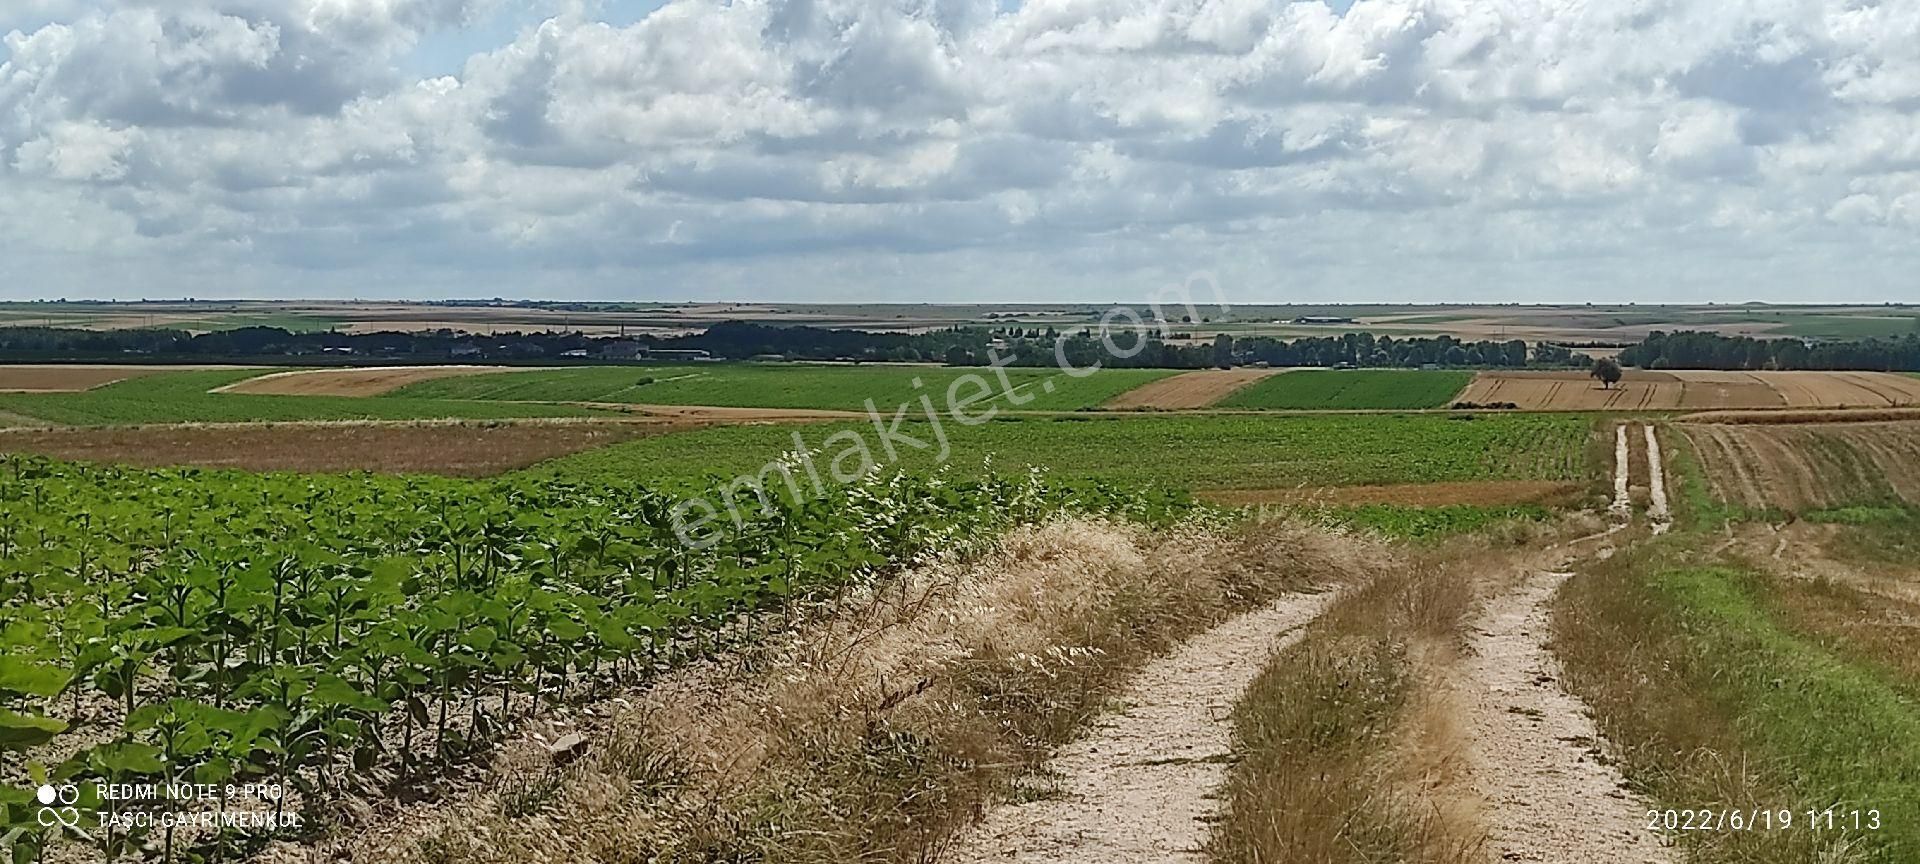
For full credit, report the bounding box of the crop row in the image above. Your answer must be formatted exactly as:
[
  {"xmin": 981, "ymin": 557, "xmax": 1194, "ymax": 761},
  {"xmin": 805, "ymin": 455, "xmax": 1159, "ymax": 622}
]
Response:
[{"xmin": 0, "ymin": 455, "xmax": 1182, "ymax": 862}]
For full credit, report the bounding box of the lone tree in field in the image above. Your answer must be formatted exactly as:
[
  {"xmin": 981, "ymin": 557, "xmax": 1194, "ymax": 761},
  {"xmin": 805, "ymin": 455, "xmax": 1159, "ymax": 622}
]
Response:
[{"xmin": 1590, "ymin": 356, "xmax": 1624, "ymax": 389}]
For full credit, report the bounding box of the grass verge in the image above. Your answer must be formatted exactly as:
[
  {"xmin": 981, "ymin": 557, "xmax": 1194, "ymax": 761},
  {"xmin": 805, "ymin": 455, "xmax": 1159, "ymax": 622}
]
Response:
[{"xmin": 1554, "ymin": 543, "xmax": 1920, "ymax": 863}]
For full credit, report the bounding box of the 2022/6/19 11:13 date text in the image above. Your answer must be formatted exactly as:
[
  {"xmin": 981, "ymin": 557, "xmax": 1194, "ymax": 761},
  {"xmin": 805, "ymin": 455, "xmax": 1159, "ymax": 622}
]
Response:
[{"xmin": 1647, "ymin": 808, "xmax": 1883, "ymax": 833}]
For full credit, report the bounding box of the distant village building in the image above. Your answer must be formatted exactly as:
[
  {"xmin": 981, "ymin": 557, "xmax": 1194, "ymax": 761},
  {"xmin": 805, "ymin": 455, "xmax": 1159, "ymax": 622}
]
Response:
[
  {"xmin": 643, "ymin": 348, "xmax": 713, "ymax": 361},
  {"xmin": 1290, "ymin": 316, "xmax": 1356, "ymax": 325},
  {"xmin": 596, "ymin": 340, "xmax": 643, "ymax": 360}
]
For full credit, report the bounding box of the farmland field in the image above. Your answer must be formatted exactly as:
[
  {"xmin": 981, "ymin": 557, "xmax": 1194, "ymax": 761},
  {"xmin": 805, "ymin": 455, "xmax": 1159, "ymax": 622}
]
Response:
[
  {"xmin": 1677, "ymin": 420, "xmax": 1920, "ymax": 512},
  {"xmin": 0, "ymin": 420, "xmax": 668, "ymax": 475},
  {"xmin": 0, "ymin": 369, "xmax": 609, "ymax": 425},
  {"xmin": 218, "ymin": 366, "xmax": 517, "ymax": 396},
  {"xmin": 0, "ymin": 454, "xmax": 1176, "ymax": 862},
  {"xmin": 1214, "ymin": 369, "xmax": 1472, "ymax": 410},
  {"xmin": 1101, "ymin": 368, "xmax": 1279, "ymax": 408},
  {"xmin": 388, "ymin": 364, "xmax": 1177, "ymax": 412},
  {"xmin": 1461, "ymin": 369, "xmax": 1920, "ymax": 411},
  {"xmin": 530, "ymin": 413, "xmax": 1597, "ymax": 492},
  {"xmin": 0, "ymin": 365, "xmax": 248, "ymax": 393}
]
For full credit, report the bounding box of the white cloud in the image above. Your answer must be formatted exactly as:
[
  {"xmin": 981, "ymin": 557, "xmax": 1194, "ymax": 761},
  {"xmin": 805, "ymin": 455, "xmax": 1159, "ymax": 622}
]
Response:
[{"xmin": 1, "ymin": 0, "xmax": 1919, "ymax": 301}]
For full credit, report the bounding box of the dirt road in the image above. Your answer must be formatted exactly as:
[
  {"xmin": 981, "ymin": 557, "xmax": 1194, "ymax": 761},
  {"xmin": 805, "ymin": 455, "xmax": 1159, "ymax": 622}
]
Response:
[
  {"xmin": 945, "ymin": 591, "xmax": 1337, "ymax": 864},
  {"xmin": 1457, "ymin": 569, "xmax": 1671, "ymax": 863}
]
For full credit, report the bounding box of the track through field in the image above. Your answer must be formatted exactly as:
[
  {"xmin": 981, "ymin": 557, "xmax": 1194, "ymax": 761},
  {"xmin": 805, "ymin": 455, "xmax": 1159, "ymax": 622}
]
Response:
[{"xmin": 946, "ymin": 591, "xmax": 1339, "ymax": 864}]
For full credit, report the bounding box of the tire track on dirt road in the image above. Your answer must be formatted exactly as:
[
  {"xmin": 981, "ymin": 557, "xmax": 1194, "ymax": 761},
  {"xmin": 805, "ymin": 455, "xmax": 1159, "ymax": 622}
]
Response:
[
  {"xmin": 1458, "ymin": 568, "xmax": 1671, "ymax": 864},
  {"xmin": 1610, "ymin": 423, "xmax": 1632, "ymax": 521},
  {"xmin": 945, "ymin": 591, "xmax": 1339, "ymax": 864},
  {"xmin": 1644, "ymin": 424, "xmax": 1670, "ymax": 533}
]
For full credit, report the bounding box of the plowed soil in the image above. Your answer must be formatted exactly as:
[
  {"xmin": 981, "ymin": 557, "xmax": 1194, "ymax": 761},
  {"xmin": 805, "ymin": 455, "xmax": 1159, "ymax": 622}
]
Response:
[
  {"xmin": 1103, "ymin": 368, "xmax": 1282, "ymax": 409},
  {"xmin": 218, "ymin": 366, "xmax": 518, "ymax": 396}
]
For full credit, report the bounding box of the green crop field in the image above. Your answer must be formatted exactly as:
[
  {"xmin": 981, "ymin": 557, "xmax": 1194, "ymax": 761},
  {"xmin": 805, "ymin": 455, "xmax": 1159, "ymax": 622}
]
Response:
[
  {"xmin": 0, "ymin": 369, "xmax": 606, "ymax": 426},
  {"xmin": 389, "ymin": 364, "xmax": 1176, "ymax": 412},
  {"xmin": 0, "ymin": 454, "xmax": 1177, "ymax": 858},
  {"xmin": 1216, "ymin": 369, "xmax": 1473, "ymax": 410},
  {"xmin": 530, "ymin": 413, "xmax": 1595, "ymax": 491}
]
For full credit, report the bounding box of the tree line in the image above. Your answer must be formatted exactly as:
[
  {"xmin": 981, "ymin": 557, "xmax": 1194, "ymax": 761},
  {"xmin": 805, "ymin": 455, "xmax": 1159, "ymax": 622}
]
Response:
[
  {"xmin": 1618, "ymin": 331, "xmax": 1920, "ymax": 371},
  {"xmin": 0, "ymin": 320, "xmax": 1584, "ymax": 369}
]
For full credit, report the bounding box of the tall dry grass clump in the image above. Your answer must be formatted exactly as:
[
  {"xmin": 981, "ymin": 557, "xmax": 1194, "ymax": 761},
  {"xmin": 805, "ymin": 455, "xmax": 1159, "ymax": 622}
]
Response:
[
  {"xmin": 1208, "ymin": 539, "xmax": 1503, "ymax": 864},
  {"xmin": 333, "ymin": 514, "xmax": 1389, "ymax": 864}
]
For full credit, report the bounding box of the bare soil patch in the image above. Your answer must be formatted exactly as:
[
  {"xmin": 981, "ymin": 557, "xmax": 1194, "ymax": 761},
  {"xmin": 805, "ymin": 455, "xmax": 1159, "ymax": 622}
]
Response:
[
  {"xmin": 0, "ymin": 419, "xmax": 670, "ymax": 475},
  {"xmin": 1198, "ymin": 480, "xmax": 1579, "ymax": 508},
  {"xmin": 1102, "ymin": 368, "xmax": 1282, "ymax": 409},
  {"xmin": 217, "ymin": 365, "xmax": 517, "ymax": 396},
  {"xmin": 0, "ymin": 364, "xmax": 244, "ymax": 393}
]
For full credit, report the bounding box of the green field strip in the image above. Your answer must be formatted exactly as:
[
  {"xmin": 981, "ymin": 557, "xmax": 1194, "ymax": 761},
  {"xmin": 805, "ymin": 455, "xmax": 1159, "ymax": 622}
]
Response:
[
  {"xmin": 527, "ymin": 413, "xmax": 1595, "ymax": 492},
  {"xmin": 1215, "ymin": 369, "xmax": 1475, "ymax": 410}
]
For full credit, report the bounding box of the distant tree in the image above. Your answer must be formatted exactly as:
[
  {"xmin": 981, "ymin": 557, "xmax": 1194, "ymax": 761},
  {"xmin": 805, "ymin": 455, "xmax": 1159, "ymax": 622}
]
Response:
[
  {"xmin": 943, "ymin": 345, "xmax": 974, "ymax": 366},
  {"xmin": 1591, "ymin": 356, "xmax": 1623, "ymax": 389},
  {"xmin": 1211, "ymin": 334, "xmax": 1234, "ymax": 368}
]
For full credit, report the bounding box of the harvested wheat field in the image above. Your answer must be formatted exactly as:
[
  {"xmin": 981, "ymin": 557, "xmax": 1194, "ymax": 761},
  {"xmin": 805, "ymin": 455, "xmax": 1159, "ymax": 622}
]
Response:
[
  {"xmin": 217, "ymin": 365, "xmax": 519, "ymax": 396},
  {"xmin": 1456, "ymin": 370, "xmax": 1772, "ymax": 410},
  {"xmin": 0, "ymin": 364, "xmax": 245, "ymax": 393},
  {"xmin": 0, "ymin": 419, "xmax": 669, "ymax": 475},
  {"xmin": 1103, "ymin": 368, "xmax": 1282, "ymax": 409},
  {"xmin": 1746, "ymin": 370, "xmax": 1920, "ymax": 408},
  {"xmin": 1461, "ymin": 369, "xmax": 1920, "ymax": 411},
  {"xmin": 1679, "ymin": 420, "xmax": 1920, "ymax": 511},
  {"xmin": 1197, "ymin": 480, "xmax": 1579, "ymax": 508}
]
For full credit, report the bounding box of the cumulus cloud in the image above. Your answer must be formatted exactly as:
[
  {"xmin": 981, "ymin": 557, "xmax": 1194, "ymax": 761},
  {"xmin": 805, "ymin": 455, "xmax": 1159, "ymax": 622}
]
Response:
[{"xmin": 1, "ymin": 0, "xmax": 1919, "ymax": 301}]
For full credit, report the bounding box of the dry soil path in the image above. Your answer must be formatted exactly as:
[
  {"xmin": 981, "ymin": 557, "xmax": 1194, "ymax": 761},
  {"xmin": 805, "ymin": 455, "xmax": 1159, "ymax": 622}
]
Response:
[
  {"xmin": 945, "ymin": 591, "xmax": 1337, "ymax": 864},
  {"xmin": 1458, "ymin": 569, "xmax": 1671, "ymax": 864},
  {"xmin": 1610, "ymin": 423, "xmax": 1633, "ymax": 520},
  {"xmin": 1644, "ymin": 424, "xmax": 1671, "ymax": 533}
]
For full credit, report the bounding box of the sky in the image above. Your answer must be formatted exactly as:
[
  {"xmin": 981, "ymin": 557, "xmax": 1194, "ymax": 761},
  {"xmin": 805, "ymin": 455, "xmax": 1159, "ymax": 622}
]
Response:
[{"xmin": 2, "ymin": 0, "xmax": 1919, "ymax": 304}]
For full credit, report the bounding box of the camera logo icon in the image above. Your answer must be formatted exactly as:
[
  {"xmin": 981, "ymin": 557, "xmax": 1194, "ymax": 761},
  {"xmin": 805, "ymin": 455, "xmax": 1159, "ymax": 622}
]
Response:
[{"xmin": 36, "ymin": 784, "xmax": 82, "ymax": 828}]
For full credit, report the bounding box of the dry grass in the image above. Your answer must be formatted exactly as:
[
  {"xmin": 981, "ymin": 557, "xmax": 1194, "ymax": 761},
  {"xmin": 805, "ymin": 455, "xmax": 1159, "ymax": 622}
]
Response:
[
  {"xmin": 308, "ymin": 516, "xmax": 1386, "ymax": 863},
  {"xmin": 1208, "ymin": 536, "xmax": 1504, "ymax": 864},
  {"xmin": 0, "ymin": 419, "xmax": 672, "ymax": 475}
]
